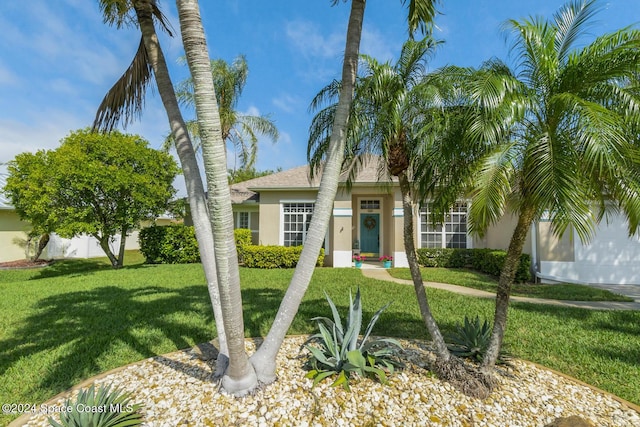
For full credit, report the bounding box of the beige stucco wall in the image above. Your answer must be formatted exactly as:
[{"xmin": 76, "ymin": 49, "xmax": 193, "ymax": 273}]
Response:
[
  {"xmin": 477, "ymin": 212, "xmax": 532, "ymax": 254},
  {"xmin": 258, "ymin": 190, "xmax": 318, "ymax": 246},
  {"xmin": 332, "ymin": 198, "xmax": 353, "ymax": 253},
  {"xmin": 0, "ymin": 210, "xmax": 30, "ymax": 262},
  {"xmin": 536, "ymin": 222, "xmax": 574, "ymax": 262}
]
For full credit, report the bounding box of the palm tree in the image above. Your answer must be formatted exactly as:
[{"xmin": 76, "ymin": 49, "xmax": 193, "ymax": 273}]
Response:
[
  {"xmin": 165, "ymin": 55, "xmax": 279, "ymax": 171},
  {"xmin": 248, "ymin": 0, "xmax": 440, "ymax": 386},
  {"xmin": 307, "ymin": 38, "xmax": 491, "ymax": 397},
  {"xmin": 458, "ymin": 0, "xmax": 640, "ymax": 374},
  {"xmin": 93, "ymin": 0, "xmax": 229, "ymax": 376},
  {"xmin": 176, "ymin": 0, "xmax": 259, "ymax": 395}
]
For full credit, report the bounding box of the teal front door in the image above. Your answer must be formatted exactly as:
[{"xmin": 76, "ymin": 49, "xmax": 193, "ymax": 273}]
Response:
[{"xmin": 360, "ymin": 213, "xmax": 380, "ymax": 255}]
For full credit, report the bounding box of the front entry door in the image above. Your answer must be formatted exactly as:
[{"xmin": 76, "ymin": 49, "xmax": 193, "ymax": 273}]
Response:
[{"xmin": 360, "ymin": 213, "xmax": 380, "ymax": 255}]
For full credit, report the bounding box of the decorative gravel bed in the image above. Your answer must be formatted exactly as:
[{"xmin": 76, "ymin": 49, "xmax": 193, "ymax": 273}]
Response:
[{"xmin": 17, "ymin": 336, "xmax": 640, "ymax": 427}]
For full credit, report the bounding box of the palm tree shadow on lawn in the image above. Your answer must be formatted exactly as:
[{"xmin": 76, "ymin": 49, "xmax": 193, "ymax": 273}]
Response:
[
  {"xmin": 27, "ymin": 259, "xmax": 152, "ymax": 281},
  {"xmin": 0, "ymin": 284, "xmax": 214, "ymax": 400}
]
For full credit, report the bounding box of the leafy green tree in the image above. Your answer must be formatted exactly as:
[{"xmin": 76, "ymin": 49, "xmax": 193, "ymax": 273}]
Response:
[
  {"xmin": 450, "ymin": 0, "xmax": 640, "ymax": 375},
  {"xmin": 165, "ymin": 55, "xmax": 279, "ymax": 171},
  {"xmin": 4, "ymin": 129, "xmax": 178, "ymax": 268}
]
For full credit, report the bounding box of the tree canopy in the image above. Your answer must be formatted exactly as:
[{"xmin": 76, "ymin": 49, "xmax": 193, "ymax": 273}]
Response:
[{"xmin": 4, "ymin": 129, "xmax": 179, "ymax": 268}]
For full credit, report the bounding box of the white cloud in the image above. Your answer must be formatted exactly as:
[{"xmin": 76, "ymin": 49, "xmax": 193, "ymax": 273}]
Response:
[
  {"xmin": 256, "ymin": 130, "xmax": 305, "ymax": 171},
  {"xmin": 244, "ymin": 105, "xmax": 261, "ymax": 117},
  {"xmin": 272, "ymin": 94, "xmax": 302, "ymax": 114},
  {"xmin": 0, "ymin": 63, "xmax": 20, "ymax": 86},
  {"xmin": 285, "ymin": 20, "xmax": 344, "ymax": 59},
  {"xmin": 0, "ymin": 114, "xmax": 82, "ymax": 165},
  {"xmin": 360, "ymin": 28, "xmax": 400, "ymax": 63}
]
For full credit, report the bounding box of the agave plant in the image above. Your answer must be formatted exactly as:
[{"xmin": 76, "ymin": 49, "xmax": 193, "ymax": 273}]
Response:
[
  {"xmin": 49, "ymin": 384, "xmax": 142, "ymax": 427},
  {"xmin": 445, "ymin": 315, "xmax": 510, "ymax": 364},
  {"xmin": 303, "ymin": 287, "xmax": 402, "ymax": 391}
]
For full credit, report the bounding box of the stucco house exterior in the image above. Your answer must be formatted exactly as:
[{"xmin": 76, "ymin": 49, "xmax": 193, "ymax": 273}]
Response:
[
  {"xmin": 0, "ymin": 173, "xmax": 173, "ymax": 263},
  {"xmin": 230, "ymin": 162, "xmax": 640, "ymax": 285}
]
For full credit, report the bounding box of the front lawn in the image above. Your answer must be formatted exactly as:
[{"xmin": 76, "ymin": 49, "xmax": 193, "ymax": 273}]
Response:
[
  {"xmin": 387, "ymin": 267, "xmax": 633, "ymax": 302},
  {"xmin": 1, "ymin": 253, "xmax": 639, "ymax": 424}
]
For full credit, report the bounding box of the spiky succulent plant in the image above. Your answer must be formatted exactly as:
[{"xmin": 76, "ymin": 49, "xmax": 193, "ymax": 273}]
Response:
[{"xmin": 303, "ymin": 287, "xmax": 402, "ymax": 391}]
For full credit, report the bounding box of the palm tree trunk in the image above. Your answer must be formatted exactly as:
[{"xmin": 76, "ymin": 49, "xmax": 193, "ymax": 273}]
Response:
[
  {"xmin": 398, "ymin": 172, "xmax": 450, "ymax": 360},
  {"xmin": 249, "ymin": 0, "xmax": 366, "ymax": 384},
  {"xmin": 133, "ymin": 0, "xmax": 229, "ymax": 373},
  {"xmin": 176, "ymin": 0, "xmax": 257, "ymax": 395},
  {"xmin": 482, "ymin": 203, "xmax": 536, "ymax": 371}
]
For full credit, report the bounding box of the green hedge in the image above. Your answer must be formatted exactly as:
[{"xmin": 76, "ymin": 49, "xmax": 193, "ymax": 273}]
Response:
[
  {"xmin": 241, "ymin": 245, "xmax": 325, "ymax": 269},
  {"xmin": 139, "ymin": 224, "xmax": 200, "ymax": 264},
  {"xmin": 234, "ymin": 228, "xmax": 252, "ymax": 247},
  {"xmin": 416, "ymin": 248, "xmax": 531, "ymax": 283},
  {"xmin": 139, "ymin": 225, "xmax": 324, "ymax": 268}
]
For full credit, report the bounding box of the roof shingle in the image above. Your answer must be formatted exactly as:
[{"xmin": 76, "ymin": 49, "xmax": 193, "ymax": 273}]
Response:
[{"xmin": 230, "ymin": 157, "xmax": 394, "ymax": 204}]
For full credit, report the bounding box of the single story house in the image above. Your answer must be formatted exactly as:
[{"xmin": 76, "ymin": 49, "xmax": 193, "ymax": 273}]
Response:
[
  {"xmin": 0, "ymin": 173, "xmax": 174, "ymax": 263},
  {"xmin": 230, "ymin": 162, "xmax": 640, "ymax": 285}
]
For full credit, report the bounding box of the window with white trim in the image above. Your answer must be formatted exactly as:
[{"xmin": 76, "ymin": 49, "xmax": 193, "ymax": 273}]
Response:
[
  {"xmin": 420, "ymin": 202, "xmax": 468, "ymax": 248},
  {"xmin": 236, "ymin": 211, "xmax": 249, "ymax": 229},
  {"xmin": 360, "ymin": 200, "xmax": 380, "ymax": 210},
  {"xmin": 283, "ymin": 202, "xmax": 314, "ymax": 247}
]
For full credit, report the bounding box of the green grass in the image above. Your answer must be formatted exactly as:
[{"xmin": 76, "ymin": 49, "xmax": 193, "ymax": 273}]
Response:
[
  {"xmin": 1, "ymin": 253, "xmax": 639, "ymax": 424},
  {"xmin": 387, "ymin": 267, "xmax": 634, "ymax": 302}
]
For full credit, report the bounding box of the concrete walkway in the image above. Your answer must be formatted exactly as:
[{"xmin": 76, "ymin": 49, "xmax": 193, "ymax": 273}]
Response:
[{"xmin": 360, "ymin": 266, "xmax": 640, "ymax": 311}]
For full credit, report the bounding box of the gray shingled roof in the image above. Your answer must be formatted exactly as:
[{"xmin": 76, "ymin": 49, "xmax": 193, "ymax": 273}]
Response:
[
  {"xmin": 230, "ymin": 157, "xmax": 395, "ymax": 204},
  {"xmin": 0, "ymin": 173, "xmax": 12, "ymax": 209}
]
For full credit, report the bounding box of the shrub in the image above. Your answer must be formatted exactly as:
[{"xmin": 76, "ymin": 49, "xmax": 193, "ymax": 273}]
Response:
[
  {"xmin": 234, "ymin": 228, "xmax": 252, "ymax": 264},
  {"xmin": 138, "ymin": 224, "xmax": 199, "ymax": 264},
  {"xmin": 48, "ymin": 384, "xmax": 142, "ymax": 427},
  {"xmin": 303, "ymin": 288, "xmax": 402, "ymax": 391},
  {"xmin": 234, "ymin": 228, "xmax": 252, "ymax": 247},
  {"xmin": 416, "ymin": 248, "xmax": 531, "ymax": 282},
  {"xmin": 242, "ymin": 245, "xmax": 325, "ymax": 268},
  {"xmin": 445, "ymin": 315, "xmax": 510, "ymax": 364}
]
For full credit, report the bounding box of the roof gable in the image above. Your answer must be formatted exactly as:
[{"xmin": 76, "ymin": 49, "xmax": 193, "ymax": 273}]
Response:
[{"xmin": 230, "ymin": 157, "xmax": 395, "ymax": 204}]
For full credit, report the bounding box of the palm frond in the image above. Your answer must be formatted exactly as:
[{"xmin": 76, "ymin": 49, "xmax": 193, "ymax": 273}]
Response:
[
  {"xmin": 468, "ymin": 143, "xmax": 518, "ymax": 235},
  {"xmin": 401, "ymin": 0, "xmax": 439, "ymax": 38},
  {"xmin": 93, "ymin": 37, "xmax": 151, "ymax": 132},
  {"xmin": 553, "ymin": 0, "xmax": 599, "ymax": 63}
]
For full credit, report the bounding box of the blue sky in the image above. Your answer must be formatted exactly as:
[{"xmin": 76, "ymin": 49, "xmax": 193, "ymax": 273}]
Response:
[{"xmin": 1, "ymin": 1, "xmax": 638, "ymax": 193}]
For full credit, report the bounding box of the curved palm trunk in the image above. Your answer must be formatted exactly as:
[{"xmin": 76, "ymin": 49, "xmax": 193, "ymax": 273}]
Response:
[
  {"xmin": 482, "ymin": 203, "xmax": 536, "ymax": 371},
  {"xmin": 176, "ymin": 0, "xmax": 257, "ymax": 395},
  {"xmin": 133, "ymin": 0, "xmax": 228, "ymax": 371},
  {"xmin": 250, "ymin": 0, "xmax": 366, "ymax": 384},
  {"xmin": 397, "ymin": 172, "xmax": 450, "ymax": 360}
]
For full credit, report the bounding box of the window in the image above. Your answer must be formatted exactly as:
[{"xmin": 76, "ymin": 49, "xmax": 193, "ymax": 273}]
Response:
[
  {"xmin": 282, "ymin": 202, "xmax": 314, "ymax": 247},
  {"xmin": 360, "ymin": 200, "xmax": 380, "ymax": 210},
  {"xmin": 420, "ymin": 202, "xmax": 468, "ymax": 249},
  {"xmin": 236, "ymin": 212, "xmax": 249, "ymax": 229}
]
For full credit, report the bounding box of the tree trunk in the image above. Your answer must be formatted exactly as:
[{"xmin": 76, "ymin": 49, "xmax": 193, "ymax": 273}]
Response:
[
  {"xmin": 482, "ymin": 203, "xmax": 536, "ymax": 371},
  {"xmin": 176, "ymin": 0, "xmax": 257, "ymax": 395},
  {"xmin": 97, "ymin": 235, "xmax": 121, "ymax": 268},
  {"xmin": 117, "ymin": 226, "xmax": 127, "ymax": 267},
  {"xmin": 133, "ymin": 0, "xmax": 229, "ymax": 373},
  {"xmin": 32, "ymin": 233, "xmax": 50, "ymax": 261},
  {"xmin": 397, "ymin": 172, "xmax": 450, "ymax": 360},
  {"xmin": 249, "ymin": 0, "xmax": 367, "ymax": 384}
]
